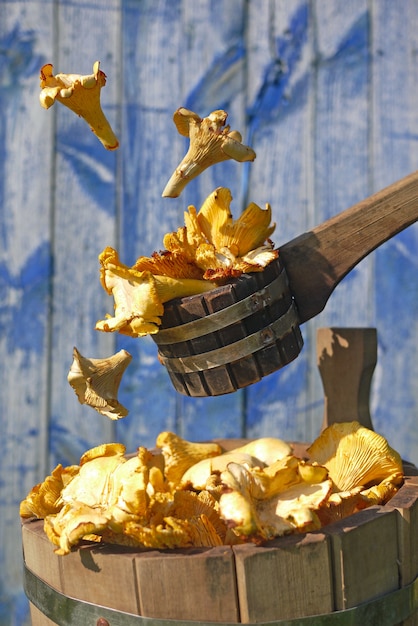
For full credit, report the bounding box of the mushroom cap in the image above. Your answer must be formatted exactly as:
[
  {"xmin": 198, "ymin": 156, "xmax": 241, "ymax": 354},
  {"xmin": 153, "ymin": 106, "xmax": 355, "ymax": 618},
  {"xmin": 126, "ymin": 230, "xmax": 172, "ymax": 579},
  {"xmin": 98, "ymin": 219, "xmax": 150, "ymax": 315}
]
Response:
[
  {"xmin": 156, "ymin": 432, "xmax": 222, "ymax": 486},
  {"xmin": 307, "ymin": 421, "xmax": 403, "ymax": 492}
]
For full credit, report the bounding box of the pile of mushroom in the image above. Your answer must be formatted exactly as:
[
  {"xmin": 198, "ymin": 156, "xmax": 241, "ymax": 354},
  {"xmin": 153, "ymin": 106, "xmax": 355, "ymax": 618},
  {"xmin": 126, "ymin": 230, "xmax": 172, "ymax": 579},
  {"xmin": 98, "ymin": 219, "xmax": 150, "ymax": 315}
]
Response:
[{"xmin": 20, "ymin": 422, "xmax": 403, "ymax": 555}]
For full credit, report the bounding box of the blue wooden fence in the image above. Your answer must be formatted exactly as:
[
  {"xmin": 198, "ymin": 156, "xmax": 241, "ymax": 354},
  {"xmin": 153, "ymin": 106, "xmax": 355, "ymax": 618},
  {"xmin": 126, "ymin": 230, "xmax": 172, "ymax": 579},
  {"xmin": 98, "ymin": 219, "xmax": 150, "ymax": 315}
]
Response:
[{"xmin": 2, "ymin": 1, "xmax": 418, "ymax": 623}]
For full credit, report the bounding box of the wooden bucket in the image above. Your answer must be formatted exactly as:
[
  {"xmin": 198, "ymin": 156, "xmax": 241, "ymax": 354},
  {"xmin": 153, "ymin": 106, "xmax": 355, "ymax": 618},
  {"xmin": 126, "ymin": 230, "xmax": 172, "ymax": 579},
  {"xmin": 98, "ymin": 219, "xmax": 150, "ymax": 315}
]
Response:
[
  {"xmin": 22, "ymin": 462, "xmax": 418, "ymax": 626},
  {"xmin": 22, "ymin": 330, "xmax": 418, "ymax": 625},
  {"xmin": 153, "ymin": 257, "xmax": 303, "ymax": 397}
]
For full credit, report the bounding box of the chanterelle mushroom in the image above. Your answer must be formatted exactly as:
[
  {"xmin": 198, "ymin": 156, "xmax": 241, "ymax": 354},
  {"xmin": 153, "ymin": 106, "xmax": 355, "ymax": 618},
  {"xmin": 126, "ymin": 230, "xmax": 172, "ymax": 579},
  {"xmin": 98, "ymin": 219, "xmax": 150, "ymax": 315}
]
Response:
[
  {"xmin": 95, "ymin": 247, "xmax": 215, "ymax": 338},
  {"xmin": 219, "ymin": 459, "xmax": 332, "ymax": 542},
  {"xmin": 162, "ymin": 108, "xmax": 256, "ymax": 197},
  {"xmin": 307, "ymin": 421, "xmax": 404, "ymax": 492},
  {"xmin": 39, "ymin": 61, "xmax": 119, "ymax": 150},
  {"xmin": 307, "ymin": 421, "xmax": 404, "ymax": 521},
  {"xmin": 67, "ymin": 347, "xmax": 132, "ymax": 420},
  {"xmin": 163, "ymin": 188, "xmax": 278, "ymax": 280},
  {"xmin": 156, "ymin": 431, "xmax": 222, "ymax": 487}
]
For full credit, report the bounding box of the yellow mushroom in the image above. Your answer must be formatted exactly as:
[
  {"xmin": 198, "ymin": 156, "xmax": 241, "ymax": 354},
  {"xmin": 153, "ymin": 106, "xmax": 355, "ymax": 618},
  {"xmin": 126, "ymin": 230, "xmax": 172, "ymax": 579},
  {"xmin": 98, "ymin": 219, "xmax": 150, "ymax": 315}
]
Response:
[
  {"xmin": 229, "ymin": 437, "xmax": 292, "ymax": 466},
  {"xmin": 181, "ymin": 437, "xmax": 292, "ymax": 491},
  {"xmin": 219, "ymin": 461, "xmax": 332, "ymax": 542},
  {"xmin": 19, "ymin": 464, "xmax": 79, "ymax": 519},
  {"xmin": 39, "ymin": 61, "xmax": 119, "ymax": 150},
  {"xmin": 197, "ymin": 188, "xmax": 276, "ymax": 258},
  {"xmin": 95, "ymin": 247, "xmax": 216, "ymax": 338},
  {"xmin": 67, "ymin": 347, "xmax": 132, "ymax": 420},
  {"xmin": 163, "ymin": 188, "xmax": 278, "ymax": 280},
  {"xmin": 156, "ymin": 431, "xmax": 222, "ymax": 487},
  {"xmin": 39, "ymin": 443, "xmax": 162, "ymax": 554},
  {"xmin": 181, "ymin": 452, "xmax": 264, "ymax": 491},
  {"xmin": 307, "ymin": 421, "xmax": 404, "ymax": 493},
  {"xmin": 162, "ymin": 108, "xmax": 256, "ymax": 197}
]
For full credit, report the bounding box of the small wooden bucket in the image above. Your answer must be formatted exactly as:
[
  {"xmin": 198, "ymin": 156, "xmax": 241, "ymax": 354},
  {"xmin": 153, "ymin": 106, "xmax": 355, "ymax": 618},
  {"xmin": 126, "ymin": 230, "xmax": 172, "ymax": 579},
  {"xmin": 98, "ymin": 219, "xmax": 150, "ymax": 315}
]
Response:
[{"xmin": 153, "ymin": 257, "xmax": 303, "ymax": 396}]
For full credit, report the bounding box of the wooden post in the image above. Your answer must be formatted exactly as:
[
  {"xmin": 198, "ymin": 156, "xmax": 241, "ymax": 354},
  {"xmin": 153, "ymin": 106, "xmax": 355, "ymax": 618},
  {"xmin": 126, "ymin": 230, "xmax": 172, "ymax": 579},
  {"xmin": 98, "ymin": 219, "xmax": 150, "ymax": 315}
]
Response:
[{"xmin": 317, "ymin": 327, "xmax": 377, "ymax": 431}]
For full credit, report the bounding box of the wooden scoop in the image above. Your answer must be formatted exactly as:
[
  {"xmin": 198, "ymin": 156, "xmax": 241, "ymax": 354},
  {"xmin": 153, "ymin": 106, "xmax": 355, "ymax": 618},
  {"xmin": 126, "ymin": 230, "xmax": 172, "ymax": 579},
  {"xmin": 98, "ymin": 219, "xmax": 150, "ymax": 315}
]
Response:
[{"xmin": 280, "ymin": 170, "xmax": 418, "ymax": 323}]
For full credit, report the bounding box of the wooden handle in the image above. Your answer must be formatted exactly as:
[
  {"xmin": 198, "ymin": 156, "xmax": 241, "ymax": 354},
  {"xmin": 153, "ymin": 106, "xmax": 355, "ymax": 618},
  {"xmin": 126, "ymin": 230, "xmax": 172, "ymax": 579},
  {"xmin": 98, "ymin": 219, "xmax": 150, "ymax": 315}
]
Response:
[
  {"xmin": 280, "ymin": 170, "xmax": 418, "ymax": 323},
  {"xmin": 317, "ymin": 327, "xmax": 377, "ymax": 431}
]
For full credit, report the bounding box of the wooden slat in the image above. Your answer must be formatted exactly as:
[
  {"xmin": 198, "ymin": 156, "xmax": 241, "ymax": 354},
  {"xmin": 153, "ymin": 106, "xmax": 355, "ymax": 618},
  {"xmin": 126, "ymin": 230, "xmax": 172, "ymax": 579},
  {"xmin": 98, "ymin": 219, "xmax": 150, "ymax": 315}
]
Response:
[
  {"xmin": 60, "ymin": 544, "xmax": 140, "ymax": 615},
  {"xmin": 371, "ymin": 0, "xmax": 418, "ymax": 465},
  {"xmin": 304, "ymin": 0, "xmax": 373, "ymax": 443},
  {"xmin": 244, "ymin": 0, "xmax": 316, "ymax": 444},
  {"xmin": 114, "ymin": 1, "xmax": 200, "ymax": 444},
  {"xmin": 233, "ymin": 532, "xmax": 332, "ymax": 622},
  {"xmin": 48, "ymin": 0, "xmax": 119, "ymax": 468},
  {"xmin": 134, "ymin": 546, "xmax": 239, "ymax": 622},
  {"xmin": 22, "ymin": 520, "xmax": 61, "ymax": 589},
  {"xmin": 388, "ymin": 477, "xmax": 418, "ymax": 626},
  {"xmin": 29, "ymin": 605, "xmax": 57, "ymax": 626},
  {"xmin": 0, "ymin": 5, "xmax": 55, "ymax": 622},
  {"xmin": 325, "ymin": 506, "xmax": 399, "ymax": 610},
  {"xmin": 174, "ymin": 0, "xmax": 250, "ymax": 438}
]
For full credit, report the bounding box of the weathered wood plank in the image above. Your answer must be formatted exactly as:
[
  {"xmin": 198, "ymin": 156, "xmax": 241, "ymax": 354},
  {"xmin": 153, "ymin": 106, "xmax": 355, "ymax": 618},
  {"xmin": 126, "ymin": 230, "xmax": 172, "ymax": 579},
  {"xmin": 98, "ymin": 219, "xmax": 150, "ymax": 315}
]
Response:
[
  {"xmin": 48, "ymin": 0, "xmax": 120, "ymax": 468},
  {"xmin": 134, "ymin": 546, "xmax": 239, "ymax": 621},
  {"xmin": 114, "ymin": 1, "xmax": 191, "ymax": 448},
  {"xmin": 0, "ymin": 3, "xmax": 55, "ymax": 624},
  {"xmin": 371, "ymin": 0, "xmax": 418, "ymax": 464},
  {"xmin": 325, "ymin": 507, "xmax": 399, "ymax": 610},
  {"xmin": 174, "ymin": 0, "xmax": 250, "ymax": 440},
  {"xmin": 22, "ymin": 520, "xmax": 61, "ymax": 589},
  {"xmin": 388, "ymin": 479, "xmax": 418, "ymax": 626},
  {"xmin": 234, "ymin": 532, "xmax": 333, "ymax": 622},
  {"xmin": 244, "ymin": 0, "xmax": 316, "ymax": 444},
  {"xmin": 307, "ymin": 0, "xmax": 373, "ymax": 446},
  {"xmin": 60, "ymin": 544, "xmax": 140, "ymax": 614}
]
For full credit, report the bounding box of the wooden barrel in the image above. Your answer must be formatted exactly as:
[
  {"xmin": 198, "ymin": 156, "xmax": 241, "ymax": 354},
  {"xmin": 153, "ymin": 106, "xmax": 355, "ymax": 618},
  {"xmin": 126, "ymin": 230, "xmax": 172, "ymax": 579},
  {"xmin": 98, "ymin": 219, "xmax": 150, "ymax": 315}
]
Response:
[
  {"xmin": 22, "ymin": 458, "xmax": 418, "ymax": 626},
  {"xmin": 152, "ymin": 257, "xmax": 303, "ymax": 396},
  {"xmin": 22, "ymin": 334, "xmax": 418, "ymax": 624}
]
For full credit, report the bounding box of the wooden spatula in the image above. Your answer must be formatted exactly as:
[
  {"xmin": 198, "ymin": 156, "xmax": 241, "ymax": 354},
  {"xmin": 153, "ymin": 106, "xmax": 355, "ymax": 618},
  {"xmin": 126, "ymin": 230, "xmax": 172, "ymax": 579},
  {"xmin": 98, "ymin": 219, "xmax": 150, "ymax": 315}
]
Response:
[{"xmin": 280, "ymin": 170, "xmax": 418, "ymax": 323}]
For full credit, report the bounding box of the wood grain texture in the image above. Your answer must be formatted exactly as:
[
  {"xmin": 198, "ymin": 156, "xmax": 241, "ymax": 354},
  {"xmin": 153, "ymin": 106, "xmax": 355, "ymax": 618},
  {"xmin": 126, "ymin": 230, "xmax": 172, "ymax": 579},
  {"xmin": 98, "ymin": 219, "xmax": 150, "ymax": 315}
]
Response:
[
  {"xmin": 325, "ymin": 507, "xmax": 399, "ymax": 610},
  {"xmin": 317, "ymin": 327, "xmax": 376, "ymax": 429},
  {"xmin": 371, "ymin": 1, "xmax": 418, "ymax": 464},
  {"xmin": 0, "ymin": 3, "xmax": 54, "ymax": 623},
  {"xmin": 135, "ymin": 546, "xmax": 239, "ymax": 621},
  {"xmin": 389, "ymin": 478, "xmax": 418, "ymax": 626},
  {"xmin": 4, "ymin": 1, "xmax": 418, "ymax": 622},
  {"xmin": 234, "ymin": 533, "xmax": 332, "ymax": 622}
]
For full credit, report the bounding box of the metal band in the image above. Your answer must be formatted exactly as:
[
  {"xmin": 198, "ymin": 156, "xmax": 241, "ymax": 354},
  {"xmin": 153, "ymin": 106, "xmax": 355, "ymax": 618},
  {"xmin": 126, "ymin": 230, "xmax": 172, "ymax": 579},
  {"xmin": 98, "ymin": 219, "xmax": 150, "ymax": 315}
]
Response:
[
  {"xmin": 155, "ymin": 271, "xmax": 288, "ymax": 345},
  {"xmin": 24, "ymin": 562, "xmax": 418, "ymax": 626},
  {"xmin": 158, "ymin": 301, "xmax": 299, "ymax": 374}
]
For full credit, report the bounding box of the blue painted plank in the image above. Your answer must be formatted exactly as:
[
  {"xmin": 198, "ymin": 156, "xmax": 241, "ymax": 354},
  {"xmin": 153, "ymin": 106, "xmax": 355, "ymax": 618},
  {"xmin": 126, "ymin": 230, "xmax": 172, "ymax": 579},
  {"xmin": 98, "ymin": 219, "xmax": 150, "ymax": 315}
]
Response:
[
  {"xmin": 371, "ymin": 0, "xmax": 418, "ymax": 464},
  {"xmin": 306, "ymin": 0, "xmax": 373, "ymax": 440},
  {"xmin": 47, "ymin": 0, "xmax": 121, "ymax": 470},
  {"xmin": 0, "ymin": 4, "xmax": 54, "ymax": 625},
  {"xmin": 176, "ymin": 0, "xmax": 250, "ymax": 440},
  {"xmin": 244, "ymin": 0, "xmax": 318, "ymax": 444},
  {"xmin": 116, "ymin": 0, "xmax": 248, "ymax": 446}
]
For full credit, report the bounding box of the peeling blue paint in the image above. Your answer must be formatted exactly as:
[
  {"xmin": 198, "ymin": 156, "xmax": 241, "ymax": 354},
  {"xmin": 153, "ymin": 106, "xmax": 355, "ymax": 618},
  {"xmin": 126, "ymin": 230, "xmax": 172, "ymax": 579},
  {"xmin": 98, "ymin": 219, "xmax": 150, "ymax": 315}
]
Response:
[
  {"xmin": 57, "ymin": 132, "xmax": 118, "ymax": 213},
  {"xmin": 185, "ymin": 44, "xmax": 246, "ymax": 113},
  {"xmin": 0, "ymin": 25, "xmax": 44, "ymax": 86},
  {"xmin": 247, "ymin": 4, "xmax": 309, "ymax": 136}
]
